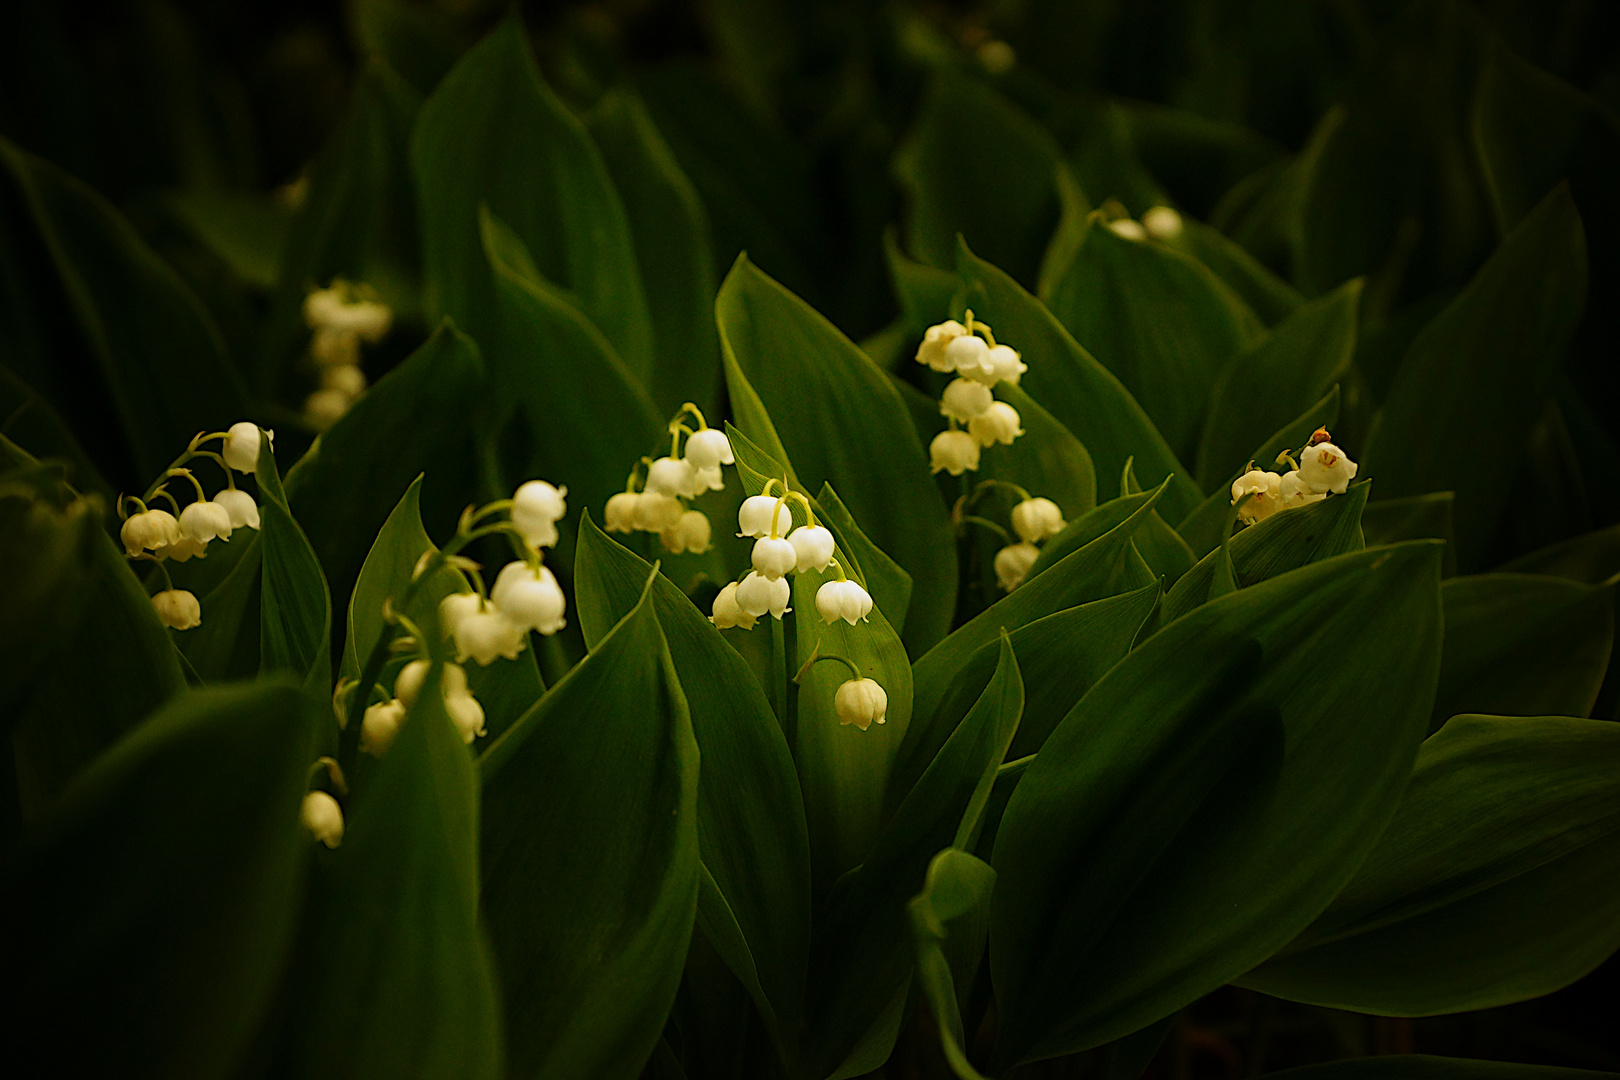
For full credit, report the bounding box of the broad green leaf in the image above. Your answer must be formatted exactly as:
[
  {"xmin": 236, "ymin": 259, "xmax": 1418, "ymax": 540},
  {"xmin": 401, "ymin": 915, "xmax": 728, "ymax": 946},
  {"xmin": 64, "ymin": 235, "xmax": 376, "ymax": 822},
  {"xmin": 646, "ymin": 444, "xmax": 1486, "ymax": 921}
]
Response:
[
  {"xmin": 1041, "ymin": 214, "xmax": 1264, "ymax": 462},
  {"xmin": 1432, "ymin": 574, "xmax": 1613, "ymax": 729},
  {"xmin": 0, "ymin": 363, "xmax": 112, "ymax": 500},
  {"xmin": 910, "ymin": 849, "xmax": 997, "ymax": 1080},
  {"xmin": 1240, "ymin": 714, "xmax": 1620, "ymax": 1016},
  {"xmin": 1118, "ymin": 460, "xmax": 1196, "ymax": 586},
  {"xmin": 574, "ymin": 513, "xmax": 811, "ymax": 1042},
  {"xmin": 0, "ymin": 471, "xmax": 98, "ymax": 714},
  {"xmin": 1024, "ymin": 482, "xmax": 1168, "ymax": 581},
  {"xmin": 955, "ymin": 240, "xmax": 1203, "ymax": 523},
  {"xmin": 814, "ymin": 482, "xmax": 912, "ymax": 638},
  {"xmin": 884, "ymin": 227, "xmax": 961, "ymax": 335},
  {"xmin": 1498, "ymin": 524, "xmax": 1620, "ymax": 585},
  {"xmin": 718, "ymin": 254, "xmax": 956, "ymax": 656},
  {"xmin": 991, "ymin": 543, "xmax": 1443, "ymax": 1064},
  {"xmin": 164, "ymin": 190, "xmax": 286, "ymax": 291},
  {"xmin": 349, "ymin": 0, "xmax": 468, "ymax": 94},
  {"xmin": 1259, "ymin": 1058, "xmax": 1617, "ymax": 1080},
  {"xmin": 981, "ymin": 382, "xmax": 1098, "ymax": 521},
  {"xmin": 1361, "ymin": 187, "xmax": 1587, "ymax": 568},
  {"xmin": 585, "ymin": 87, "xmax": 720, "ymax": 417},
  {"xmin": 1196, "ymin": 280, "xmax": 1360, "ymax": 488},
  {"xmin": 1362, "ymin": 492, "xmax": 1457, "ymax": 578},
  {"xmin": 479, "ymin": 579, "xmax": 698, "ymax": 1080},
  {"xmin": 175, "ymin": 526, "xmax": 262, "ymax": 685},
  {"xmin": 1172, "ymin": 220, "xmax": 1305, "ymax": 326},
  {"xmin": 257, "ymin": 446, "xmax": 332, "ymax": 693},
  {"xmin": 286, "ymin": 323, "xmax": 483, "ymax": 608},
  {"xmin": 278, "ymin": 666, "xmax": 501, "ymax": 1080},
  {"xmin": 410, "ymin": 13, "xmax": 652, "ymax": 376},
  {"xmin": 2, "ymin": 682, "xmax": 317, "ymax": 1078}
]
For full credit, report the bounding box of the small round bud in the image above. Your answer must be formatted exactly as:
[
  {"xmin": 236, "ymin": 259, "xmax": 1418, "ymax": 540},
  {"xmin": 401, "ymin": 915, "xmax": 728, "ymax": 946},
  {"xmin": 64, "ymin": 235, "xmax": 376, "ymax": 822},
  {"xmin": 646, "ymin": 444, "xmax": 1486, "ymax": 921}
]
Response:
[
  {"xmin": 1142, "ymin": 206, "xmax": 1184, "ymax": 240},
  {"xmin": 930, "ymin": 430, "xmax": 981, "ymax": 475},
  {"xmin": 151, "ymin": 589, "xmax": 201, "ymax": 630},
  {"xmin": 320, "ymin": 363, "xmax": 367, "ymax": 398},
  {"xmin": 994, "ymin": 542, "xmax": 1040, "ymax": 592},
  {"xmin": 394, "ymin": 660, "xmax": 430, "ymax": 707},
  {"xmin": 835, "ymin": 678, "xmax": 888, "ymax": 731},
  {"xmin": 1107, "ymin": 218, "xmax": 1147, "ymax": 241},
  {"xmin": 301, "ymin": 791, "xmax": 344, "ymax": 848},
  {"xmin": 223, "ymin": 423, "xmax": 266, "ymax": 473},
  {"xmin": 683, "ymin": 428, "xmax": 735, "ymax": 470}
]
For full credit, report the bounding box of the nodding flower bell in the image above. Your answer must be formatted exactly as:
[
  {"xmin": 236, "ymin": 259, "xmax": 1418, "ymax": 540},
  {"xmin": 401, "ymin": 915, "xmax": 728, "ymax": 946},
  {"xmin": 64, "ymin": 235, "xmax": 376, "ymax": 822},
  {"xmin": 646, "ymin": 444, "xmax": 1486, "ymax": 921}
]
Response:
[
  {"xmin": 1299, "ymin": 441, "xmax": 1358, "ymax": 495},
  {"xmin": 214, "ymin": 488, "xmax": 261, "ymax": 530},
  {"xmin": 930, "ymin": 430, "xmax": 981, "ymax": 475},
  {"xmin": 393, "ymin": 660, "xmax": 486, "ymax": 743},
  {"xmin": 709, "ymin": 582, "xmax": 758, "ymax": 630},
  {"xmin": 440, "ymin": 592, "xmax": 528, "ymax": 666},
  {"xmin": 121, "ymin": 508, "xmax": 181, "ymax": 556},
  {"xmin": 751, "ymin": 536, "xmax": 798, "ymax": 580},
  {"xmin": 683, "ymin": 428, "xmax": 735, "ymax": 470},
  {"xmin": 151, "ymin": 589, "xmax": 201, "ymax": 630},
  {"xmin": 940, "ymin": 378, "xmax": 994, "ymax": 421},
  {"xmin": 944, "ymin": 334, "xmax": 991, "ymax": 376},
  {"xmin": 1142, "ymin": 206, "xmax": 1184, "ymax": 240},
  {"xmin": 1011, "ymin": 497, "xmax": 1067, "ymax": 543},
  {"xmin": 361, "ymin": 699, "xmax": 406, "ymax": 757},
  {"xmin": 995, "ymin": 542, "xmax": 1041, "ymax": 592},
  {"xmin": 511, "ymin": 480, "xmax": 567, "ymax": 549},
  {"xmin": 916, "ymin": 320, "xmax": 967, "ymax": 372},
  {"xmin": 788, "ymin": 525, "xmax": 835, "ymax": 572},
  {"xmin": 1279, "ymin": 470, "xmax": 1326, "ymax": 509},
  {"xmin": 737, "ymin": 495, "xmax": 792, "ymax": 539},
  {"xmin": 179, "ymin": 500, "xmax": 233, "ymax": 545},
  {"xmin": 980, "ymin": 344, "xmax": 1027, "ymax": 386},
  {"xmin": 604, "ymin": 491, "xmax": 641, "ymax": 533},
  {"xmin": 693, "ymin": 465, "xmax": 725, "ymax": 493},
  {"xmin": 968, "ymin": 401, "xmax": 1024, "ymax": 447},
  {"xmin": 491, "ymin": 561, "xmax": 567, "ymax": 636},
  {"xmin": 155, "ymin": 537, "xmax": 207, "ymax": 563},
  {"xmin": 223, "ymin": 422, "xmax": 267, "ymax": 473},
  {"xmin": 834, "ymin": 678, "xmax": 888, "ymax": 731},
  {"xmin": 1231, "ymin": 469, "xmax": 1283, "ymax": 523},
  {"xmin": 661, "ymin": 510, "xmax": 712, "ymax": 555},
  {"xmin": 304, "ymin": 286, "xmax": 393, "ymax": 340},
  {"xmin": 646, "ymin": 456, "xmax": 698, "ymax": 498},
  {"xmin": 633, "ymin": 491, "xmax": 685, "ymax": 533},
  {"xmin": 815, "ymin": 579, "xmax": 873, "ymax": 626},
  {"xmin": 736, "ymin": 571, "xmax": 791, "ymax": 619},
  {"xmin": 300, "ymin": 791, "xmax": 344, "ymax": 848}
]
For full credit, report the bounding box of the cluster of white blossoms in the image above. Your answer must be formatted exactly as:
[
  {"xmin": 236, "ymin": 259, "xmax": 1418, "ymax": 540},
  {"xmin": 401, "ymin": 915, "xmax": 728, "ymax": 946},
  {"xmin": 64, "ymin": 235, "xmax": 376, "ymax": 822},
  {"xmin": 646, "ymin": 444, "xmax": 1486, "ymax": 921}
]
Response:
[
  {"xmin": 1230, "ymin": 428, "xmax": 1360, "ymax": 525},
  {"xmin": 360, "ymin": 659, "xmax": 487, "ymax": 757},
  {"xmin": 605, "ymin": 404, "xmax": 730, "ymax": 555},
  {"xmin": 301, "ymin": 280, "xmax": 393, "ymax": 431},
  {"xmin": 994, "ymin": 495, "xmax": 1068, "ymax": 592},
  {"xmin": 917, "ymin": 310, "xmax": 1027, "ymax": 475},
  {"xmin": 121, "ymin": 421, "xmax": 270, "ymax": 631},
  {"xmin": 1104, "ymin": 205, "xmax": 1184, "ymax": 243}
]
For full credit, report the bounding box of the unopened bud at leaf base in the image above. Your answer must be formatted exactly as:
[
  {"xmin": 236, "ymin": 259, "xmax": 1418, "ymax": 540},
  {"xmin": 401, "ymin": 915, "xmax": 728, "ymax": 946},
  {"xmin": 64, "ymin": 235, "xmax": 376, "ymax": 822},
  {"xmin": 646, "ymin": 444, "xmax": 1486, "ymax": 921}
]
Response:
[
  {"xmin": 1231, "ymin": 469, "xmax": 1283, "ymax": 523},
  {"xmin": 179, "ymin": 500, "xmax": 233, "ymax": 545},
  {"xmin": 788, "ymin": 525, "xmax": 836, "ymax": 572},
  {"xmin": 1142, "ymin": 206, "xmax": 1184, "ymax": 240},
  {"xmin": 301, "ymin": 791, "xmax": 344, "ymax": 848},
  {"xmin": 1279, "ymin": 470, "xmax": 1327, "ymax": 509},
  {"xmin": 944, "ymin": 334, "xmax": 990, "ymax": 376},
  {"xmin": 492, "ymin": 561, "xmax": 567, "ymax": 635},
  {"xmin": 815, "ymin": 579, "xmax": 873, "ymax": 625},
  {"xmin": 751, "ymin": 536, "xmax": 798, "ymax": 580},
  {"xmin": 604, "ymin": 491, "xmax": 641, "ymax": 533},
  {"xmin": 940, "ymin": 378, "xmax": 994, "ymax": 420},
  {"xmin": 660, "ymin": 510, "xmax": 712, "ymax": 554},
  {"xmin": 968, "ymin": 401, "xmax": 1024, "ymax": 447},
  {"xmin": 1011, "ymin": 497, "xmax": 1066, "ymax": 542},
  {"xmin": 646, "ymin": 456, "xmax": 697, "ymax": 497},
  {"xmin": 511, "ymin": 480, "xmax": 567, "ymax": 548},
  {"xmin": 223, "ymin": 422, "xmax": 267, "ymax": 473},
  {"xmin": 738, "ymin": 495, "xmax": 792, "ymax": 538},
  {"xmin": 121, "ymin": 508, "xmax": 180, "ymax": 556},
  {"xmin": 835, "ymin": 678, "xmax": 888, "ymax": 731},
  {"xmin": 1107, "ymin": 218, "xmax": 1147, "ymax": 241},
  {"xmin": 736, "ymin": 571, "xmax": 791, "ymax": 619},
  {"xmin": 304, "ymin": 388, "xmax": 350, "ymax": 430},
  {"xmin": 361, "ymin": 699, "xmax": 406, "ymax": 757},
  {"xmin": 214, "ymin": 488, "xmax": 261, "ymax": 530},
  {"xmin": 709, "ymin": 582, "xmax": 758, "ymax": 630},
  {"xmin": 995, "ymin": 542, "xmax": 1041, "ymax": 592},
  {"xmin": 633, "ymin": 492, "xmax": 685, "ymax": 533},
  {"xmin": 151, "ymin": 589, "xmax": 201, "ymax": 630},
  {"xmin": 683, "ymin": 428, "xmax": 735, "ymax": 470},
  {"xmin": 1298, "ymin": 442, "xmax": 1358, "ymax": 495},
  {"xmin": 930, "ymin": 430, "xmax": 981, "ymax": 475},
  {"xmin": 916, "ymin": 320, "xmax": 967, "ymax": 371}
]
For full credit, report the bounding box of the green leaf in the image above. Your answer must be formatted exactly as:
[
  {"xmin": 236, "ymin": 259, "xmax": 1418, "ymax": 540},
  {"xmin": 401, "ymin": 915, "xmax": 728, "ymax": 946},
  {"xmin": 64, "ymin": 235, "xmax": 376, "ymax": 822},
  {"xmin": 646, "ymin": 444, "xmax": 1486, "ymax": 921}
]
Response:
[
  {"xmin": 884, "ymin": 226, "xmax": 962, "ymax": 335},
  {"xmin": 1041, "ymin": 214, "xmax": 1264, "ymax": 462},
  {"xmin": 1362, "ymin": 492, "xmax": 1457, "ymax": 578},
  {"xmin": 1195, "ymin": 280, "xmax": 1360, "ymax": 488},
  {"xmin": 2, "ymin": 682, "xmax": 317, "ymax": 1078},
  {"xmin": 277, "ymin": 665, "xmax": 501, "ymax": 1079},
  {"xmin": 1432, "ymin": 574, "xmax": 1613, "ymax": 730},
  {"xmin": 257, "ymin": 445, "xmax": 332, "ymax": 692},
  {"xmin": 981, "ymin": 382, "xmax": 1098, "ymax": 521},
  {"xmin": 165, "ymin": 189, "xmax": 286, "ymax": 290},
  {"xmin": 410, "ymin": 12, "xmax": 652, "ymax": 376},
  {"xmin": 991, "ymin": 543, "xmax": 1443, "ymax": 1064},
  {"xmin": 955, "ymin": 240, "xmax": 1203, "ymax": 523},
  {"xmin": 573, "ymin": 513, "xmax": 811, "ymax": 1042},
  {"xmin": 813, "ymin": 481, "xmax": 913, "ymax": 638},
  {"xmin": 1024, "ymin": 482, "xmax": 1169, "ymax": 581},
  {"xmin": 910, "ymin": 849, "xmax": 998, "ymax": 1080},
  {"xmin": 1498, "ymin": 524, "xmax": 1620, "ymax": 585},
  {"xmin": 585, "ymin": 87, "xmax": 720, "ymax": 417},
  {"xmin": 0, "ymin": 363, "xmax": 112, "ymax": 500},
  {"xmin": 1361, "ymin": 187, "xmax": 1587, "ymax": 568},
  {"xmin": 718, "ymin": 254, "xmax": 956, "ymax": 656},
  {"xmin": 1258, "ymin": 1058, "xmax": 1618, "ymax": 1080},
  {"xmin": 0, "ymin": 472, "xmax": 99, "ymax": 716},
  {"xmin": 1172, "ymin": 220, "xmax": 1305, "ymax": 326},
  {"xmin": 479, "ymin": 578, "xmax": 699, "ymax": 1080},
  {"xmin": 1119, "ymin": 460, "xmax": 1196, "ymax": 586},
  {"xmin": 1239, "ymin": 714, "xmax": 1620, "ymax": 1017}
]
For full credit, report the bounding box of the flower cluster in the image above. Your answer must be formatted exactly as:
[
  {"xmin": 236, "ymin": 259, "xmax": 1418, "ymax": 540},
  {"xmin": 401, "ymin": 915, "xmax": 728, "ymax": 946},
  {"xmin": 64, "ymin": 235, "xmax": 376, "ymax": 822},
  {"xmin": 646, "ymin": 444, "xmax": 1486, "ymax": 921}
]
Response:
[
  {"xmin": 957, "ymin": 481, "xmax": 1069, "ymax": 592},
  {"xmin": 1104, "ymin": 205, "xmax": 1184, "ymax": 243},
  {"xmin": 301, "ymin": 280, "xmax": 393, "ymax": 431},
  {"xmin": 605, "ymin": 404, "xmax": 730, "ymax": 555},
  {"xmin": 917, "ymin": 311, "xmax": 1027, "ymax": 475},
  {"xmin": 121, "ymin": 421, "xmax": 270, "ymax": 630},
  {"xmin": 1230, "ymin": 429, "xmax": 1360, "ymax": 525}
]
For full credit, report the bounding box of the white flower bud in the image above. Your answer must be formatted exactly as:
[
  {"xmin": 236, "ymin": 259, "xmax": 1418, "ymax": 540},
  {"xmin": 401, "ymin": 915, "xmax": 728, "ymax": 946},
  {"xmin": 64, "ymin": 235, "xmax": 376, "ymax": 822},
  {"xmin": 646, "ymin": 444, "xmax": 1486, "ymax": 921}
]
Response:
[
  {"xmin": 604, "ymin": 491, "xmax": 641, "ymax": 533},
  {"xmin": 693, "ymin": 464, "xmax": 725, "ymax": 493},
  {"xmin": 1279, "ymin": 470, "xmax": 1327, "ymax": 509},
  {"xmin": 361, "ymin": 699, "xmax": 406, "ymax": 757},
  {"xmin": 633, "ymin": 492, "xmax": 685, "ymax": 533},
  {"xmin": 491, "ymin": 561, "xmax": 567, "ymax": 635},
  {"xmin": 736, "ymin": 571, "xmax": 791, "ymax": 619},
  {"xmin": 1231, "ymin": 469, "xmax": 1284, "ymax": 523},
  {"xmin": 154, "ymin": 537, "xmax": 207, "ymax": 563},
  {"xmin": 940, "ymin": 378, "xmax": 994, "ymax": 420},
  {"xmin": 660, "ymin": 510, "xmax": 712, "ymax": 555},
  {"xmin": 1107, "ymin": 218, "xmax": 1147, "ymax": 241},
  {"xmin": 214, "ymin": 488, "xmax": 260, "ymax": 530},
  {"xmin": 982, "ymin": 344, "xmax": 1027, "ymax": 386},
  {"xmin": 300, "ymin": 791, "xmax": 344, "ymax": 848},
  {"xmin": 1299, "ymin": 442, "xmax": 1358, "ymax": 495},
  {"xmin": 311, "ymin": 327, "xmax": 361, "ymax": 367},
  {"xmin": 304, "ymin": 388, "xmax": 351, "ymax": 430},
  {"xmin": 930, "ymin": 429, "xmax": 981, "ymax": 475},
  {"xmin": 788, "ymin": 525, "xmax": 836, "ymax": 572},
  {"xmin": 1142, "ymin": 206, "xmax": 1184, "ymax": 240},
  {"xmin": 709, "ymin": 582, "xmax": 758, "ymax": 630},
  {"xmin": 394, "ymin": 659, "xmax": 430, "ymax": 707},
  {"xmin": 751, "ymin": 536, "xmax": 798, "ymax": 580},
  {"xmin": 391, "ymin": 661, "xmax": 484, "ymax": 743},
  {"xmin": 684, "ymin": 428, "xmax": 735, "ymax": 469},
  {"xmin": 646, "ymin": 456, "xmax": 697, "ymax": 497},
  {"xmin": 815, "ymin": 579, "xmax": 873, "ymax": 625},
  {"xmin": 835, "ymin": 678, "xmax": 888, "ymax": 731},
  {"xmin": 512, "ymin": 480, "xmax": 567, "ymax": 549},
  {"xmin": 916, "ymin": 320, "xmax": 967, "ymax": 372},
  {"xmin": 151, "ymin": 589, "xmax": 201, "ymax": 630},
  {"xmin": 452, "ymin": 608, "xmax": 529, "ymax": 665},
  {"xmin": 968, "ymin": 402, "xmax": 1024, "ymax": 447},
  {"xmin": 320, "ymin": 363, "xmax": 367, "ymax": 398},
  {"xmin": 737, "ymin": 494, "xmax": 791, "ymax": 538},
  {"xmin": 944, "ymin": 334, "xmax": 991, "ymax": 376},
  {"xmin": 445, "ymin": 686, "xmax": 486, "ymax": 744},
  {"xmin": 1011, "ymin": 497, "xmax": 1066, "ymax": 542},
  {"xmin": 179, "ymin": 500, "xmax": 233, "ymax": 545},
  {"xmin": 222, "ymin": 422, "xmax": 265, "ymax": 473},
  {"xmin": 994, "ymin": 542, "xmax": 1040, "ymax": 592},
  {"xmin": 305, "ymin": 287, "xmax": 392, "ymax": 341},
  {"xmin": 120, "ymin": 508, "xmax": 180, "ymax": 556},
  {"xmin": 439, "ymin": 591, "xmax": 483, "ymax": 637}
]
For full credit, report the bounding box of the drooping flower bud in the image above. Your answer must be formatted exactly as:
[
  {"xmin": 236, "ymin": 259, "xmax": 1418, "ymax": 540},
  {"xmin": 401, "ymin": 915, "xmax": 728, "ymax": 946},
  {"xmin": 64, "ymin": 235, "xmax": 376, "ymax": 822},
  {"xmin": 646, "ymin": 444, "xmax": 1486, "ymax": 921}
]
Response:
[
  {"xmin": 788, "ymin": 525, "xmax": 835, "ymax": 572},
  {"xmin": 1298, "ymin": 442, "xmax": 1358, "ymax": 495},
  {"xmin": 981, "ymin": 344, "xmax": 1027, "ymax": 386},
  {"xmin": 633, "ymin": 491, "xmax": 685, "ymax": 533},
  {"xmin": 300, "ymin": 791, "xmax": 344, "ymax": 848},
  {"xmin": 994, "ymin": 542, "xmax": 1040, "ymax": 592},
  {"xmin": 751, "ymin": 536, "xmax": 798, "ymax": 580},
  {"xmin": 451, "ymin": 608, "xmax": 529, "ymax": 665},
  {"xmin": 441, "ymin": 663, "xmax": 486, "ymax": 743},
  {"xmin": 491, "ymin": 561, "xmax": 567, "ymax": 635},
  {"xmin": 361, "ymin": 699, "xmax": 406, "ymax": 757},
  {"xmin": 709, "ymin": 582, "xmax": 758, "ymax": 630},
  {"xmin": 684, "ymin": 428, "xmax": 735, "ymax": 470},
  {"xmin": 1142, "ymin": 206, "xmax": 1184, "ymax": 240},
  {"xmin": 394, "ymin": 659, "xmax": 431, "ymax": 707},
  {"xmin": 151, "ymin": 589, "xmax": 201, "ymax": 630},
  {"xmin": 214, "ymin": 488, "xmax": 261, "ymax": 530},
  {"xmin": 916, "ymin": 320, "xmax": 967, "ymax": 372},
  {"xmin": 736, "ymin": 571, "xmax": 791, "ymax": 619},
  {"xmin": 835, "ymin": 678, "xmax": 888, "ymax": 731},
  {"xmin": 968, "ymin": 402, "xmax": 1024, "ymax": 447},
  {"xmin": 1107, "ymin": 218, "xmax": 1147, "ymax": 241},
  {"xmin": 121, "ymin": 508, "xmax": 181, "ymax": 556},
  {"xmin": 1279, "ymin": 470, "xmax": 1327, "ymax": 509},
  {"xmin": 660, "ymin": 510, "xmax": 712, "ymax": 554},
  {"xmin": 1231, "ymin": 469, "xmax": 1283, "ymax": 523},
  {"xmin": 179, "ymin": 500, "xmax": 233, "ymax": 545},
  {"xmin": 223, "ymin": 422, "xmax": 265, "ymax": 473},
  {"xmin": 737, "ymin": 495, "xmax": 791, "ymax": 538},
  {"xmin": 815, "ymin": 579, "xmax": 873, "ymax": 625},
  {"xmin": 646, "ymin": 456, "xmax": 698, "ymax": 498},
  {"xmin": 512, "ymin": 480, "xmax": 568, "ymax": 549},
  {"xmin": 1011, "ymin": 497, "xmax": 1066, "ymax": 543},
  {"xmin": 930, "ymin": 430, "xmax": 981, "ymax": 475},
  {"xmin": 604, "ymin": 491, "xmax": 641, "ymax": 533},
  {"xmin": 944, "ymin": 334, "xmax": 991, "ymax": 376},
  {"xmin": 940, "ymin": 378, "xmax": 994, "ymax": 421}
]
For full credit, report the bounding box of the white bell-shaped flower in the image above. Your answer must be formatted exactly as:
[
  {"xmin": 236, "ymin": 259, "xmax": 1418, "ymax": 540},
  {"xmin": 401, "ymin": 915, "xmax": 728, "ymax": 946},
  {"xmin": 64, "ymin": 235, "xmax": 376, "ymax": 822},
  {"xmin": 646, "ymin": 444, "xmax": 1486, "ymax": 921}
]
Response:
[
  {"xmin": 154, "ymin": 537, "xmax": 207, "ymax": 563},
  {"xmin": 693, "ymin": 464, "xmax": 725, "ymax": 493},
  {"xmin": 393, "ymin": 659, "xmax": 431, "ymax": 707},
  {"xmin": 305, "ymin": 287, "xmax": 392, "ymax": 341},
  {"xmin": 835, "ymin": 678, "xmax": 888, "ymax": 731},
  {"xmin": 737, "ymin": 494, "xmax": 792, "ymax": 538},
  {"xmin": 300, "ymin": 791, "xmax": 344, "ymax": 848},
  {"xmin": 633, "ymin": 491, "xmax": 685, "ymax": 533},
  {"xmin": 1142, "ymin": 206, "xmax": 1184, "ymax": 240},
  {"xmin": 320, "ymin": 363, "xmax": 367, "ymax": 398},
  {"xmin": 439, "ymin": 591, "xmax": 482, "ymax": 636},
  {"xmin": 916, "ymin": 319, "xmax": 967, "ymax": 371},
  {"xmin": 491, "ymin": 561, "xmax": 567, "ymax": 635},
  {"xmin": 445, "ymin": 686, "xmax": 486, "ymax": 744},
  {"xmin": 392, "ymin": 661, "xmax": 484, "ymax": 743},
  {"xmin": 214, "ymin": 488, "xmax": 261, "ymax": 530},
  {"xmin": 709, "ymin": 582, "xmax": 758, "ymax": 630},
  {"xmin": 980, "ymin": 344, "xmax": 1027, "ymax": 386},
  {"xmin": 121, "ymin": 508, "xmax": 181, "ymax": 556},
  {"xmin": 452, "ymin": 608, "xmax": 528, "ymax": 665},
  {"xmin": 179, "ymin": 500, "xmax": 233, "ymax": 545},
  {"xmin": 512, "ymin": 480, "xmax": 567, "ymax": 549},
  {"xmin": 995, "ymin": 542, "xmax": 1041, "ymax": 592},
  {"xmin": 969, "ymin": 402, "xmax": 1024, "ymax": 447},
  {"xmin": 1107, "ymin": 218, "xmax": 1147, "ymax": 241},
  {"xmin": 604, "ymin": 491, "xmax": 641, "ymax": 533},
  {"xmin": 788, "ymin": 525, "xmax": 835, "ymax": 572},
  {"xmin": 736, "ymin": 571, "xmax": 791, "ymax": 619},
  {"xmin": 944, "ymin": 334, "xmax": 991, "ymax": 377},
  {"xmin": 815, "ymin": 579, "xmax": 873, "ymax": 625},
  {"xmin": 151, "ymin": 589, "xmax": 201, "ymax": 630},
  {"xmin": 684, "ymin": 428, "xmax": 735, "ymax": 470},
  {"xmin": 940, "ymin": 378, "xmax": 994, "ymax": 421},
  {"xmin": 222, "ymin": 422, "xmax": 266, "ymax": 473},
  {"xmin": 1231, "ymin": 469, "xmax": 1283, "ymax": 523},
  {"xmin": 361, "ymin": 699, "xmax": 406, "ymax": 757},
  {"xmin": 1011, "ymin": 497, "xmax": 1066, "ymax": 543},
  {"xmin": 304, "ymin": 388, "xmax": 350, "ymax": 430},
  {"xmin": 930, "ymin": 430, "xmax": 981, "ymax": 475},
  {"xmin": 1299, "ymin": 442, "xmax": 1358, "ymax": 495},
  {"xmin": 660, "ymin": 510, "xmax": 712, "ymax": 555},
  {"xmin": 646, "ymin": 456, "xmax": 698, "ymax": 498},
  {"xmin": 1279, "ymin": 470, "xmax": 1327, "ymax": 509},
  {"xmin": 751, "ymin": 536, "xmax": 798, "ymax": 580}
]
